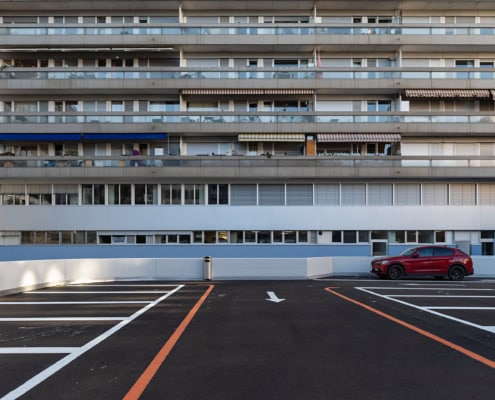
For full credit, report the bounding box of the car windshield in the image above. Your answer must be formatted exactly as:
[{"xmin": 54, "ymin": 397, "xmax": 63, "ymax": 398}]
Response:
[{"xmin": 399, "ymin": 247, "xmax": 418, "ymax": 256}]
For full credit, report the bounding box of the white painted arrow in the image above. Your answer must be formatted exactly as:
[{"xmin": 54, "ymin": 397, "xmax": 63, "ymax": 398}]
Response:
[{"xmin": 266, "ymin": 291, "xmax": 285, "ymax": 303}]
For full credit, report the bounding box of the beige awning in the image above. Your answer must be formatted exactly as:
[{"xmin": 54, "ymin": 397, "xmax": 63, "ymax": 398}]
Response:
[
  {"xmin": 404, "ymin": 89, "xmax": 491, "ymax": 98},
  {"xmin": 181, "ymin": 89, "xmax": 315, "ymax": 95},
  {"xmin": 239, "ymin": 133, "xmax": 306, "ymax": 142},
  {"xmin": 317, "ymin": 133, "xmax": 401, "ymax": 143}
]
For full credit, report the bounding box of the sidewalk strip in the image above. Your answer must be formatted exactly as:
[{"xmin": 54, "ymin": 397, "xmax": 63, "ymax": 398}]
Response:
[
  {"xmin": 325, "ymin": 287, "xmax": 495, "ymax": 370},
  {"xmin": 123, "ymin": 284, "xmax": 215, "ymax": 400}
]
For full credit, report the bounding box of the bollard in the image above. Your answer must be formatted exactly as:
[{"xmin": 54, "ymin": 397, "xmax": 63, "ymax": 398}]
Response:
[{"xmin": 203, "ymin": 256, "xmax": 212, "ymax": 280}]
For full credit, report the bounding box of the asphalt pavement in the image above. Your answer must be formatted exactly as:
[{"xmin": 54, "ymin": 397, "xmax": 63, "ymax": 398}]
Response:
[{"xmin": 1, "ymin": 279, "xmax": 494, "ymax": 400}]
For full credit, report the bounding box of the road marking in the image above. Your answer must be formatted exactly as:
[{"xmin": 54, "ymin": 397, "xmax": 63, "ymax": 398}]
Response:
[
  {"xmin": 0, "ymin": 348, "xmax": 78, "ymax": 354},
  {"xmin": 325, "ymin": 287, "xmax": 495, "ymax": 370},
  {"xmin": 123, "ymin": 284, "xmax": 215, "ymax": 400},
  {"xmin": 266, "ymin": 291, "xmax": 285, "ymax": 303},
  {"xmin": 0, "ymin": 301, "xmax": 150, "ymax": 305},
  {"xmin": 427, "ymin": 307, "xmax": 495, "ymax": 310},
  {"xmin": 357, "ymin": 287, "xmax": 495, "ymax": 334},
  {"xmin": 2, "ymin": 285, "xmax": 184, "ymax": 400},
  {"xmin": 0, "ymin": 317, "xmax": 127, "ymax": 322},
  {"xmin": 26, "ymin": 291, "xmax": 172, "ymax": 294},
  {"xmin": 389, "ymin": 295, "xmax": 495, "ymax": 298}
]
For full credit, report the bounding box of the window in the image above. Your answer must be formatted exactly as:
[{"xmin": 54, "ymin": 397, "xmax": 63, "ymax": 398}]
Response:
[
  {"xmin": 433, "ymin": 247, "xmax": 454, "ymax": 256},
  {"xmin": 208, "ymin": 184, "xmax": 228, "ymax": 205},
  {"xmin": 367, "ymin": 184, "xmax": 392, "ymax": 206},
  {"xmin": 54, "ymin": 185, "xmax": 78, "ymax": 205},
  {"xmin": 161, "ymin": 184, "xmax": 182, "ymax": 205},
  {"xmin": 184, "ymin": 184, "xmax": 205, "ymax": 205},
  {"xmin": 450, "ymin": 184, "xmax": 476, "ymax": 206},
  {"xmin": 395, "ymin": 184, "xmax": 420, "ymax": 206},
  {"xmin": 231, "ymin": 185, "xmax": 257, "ymax": 205},
  {"xmin": 27, "ymin": 184, "xmax": 52, "ymax": 205},
  {"xmin": 422, "ymin": 184, "xmax": 448, "ymax": 205},
  {"xmin": 332, "ymin": 231, "xmax": 342, "ymax": 243},
  {"xmin": 82, "ymin": 184, "xmax": 105, "ymax": 205},
  {"xmin": 286, "ymin": 185, "xmax": 313, "ymax": 206},
  {"xmin": 435, "ymin": 231, "xmax": 446, "ymax": 243},
  {"xmin": 230, "ymin": 231, "xmax": 243, "ymax": 243},
  {"xmin": 135, "ymin": 184, "xmax": 158, "ymax": 205},
  {"xmin": 259, "ymin": 185, "xmax": 284, "ymax": 206},
  {"xmin": 417, "ymin": 247, "xmax": 433, "ymax": 256},
  {"xmin": 258, "ymin": 231, "xmax": 271, "ymax": 243},
  {"xmin": 315, "ymin": 184, "xmax": 340, "ymax": 205},
  {"xmin": 343, "ymin": 231, "xmax": 357, "ymax": 243},
  {"xmin": 341, "ymin": 184, "xmax": 365, "ymax": 206},
  {"xmin": 108, "ymin": 184, "xmax": 131, "ymax": 205}
]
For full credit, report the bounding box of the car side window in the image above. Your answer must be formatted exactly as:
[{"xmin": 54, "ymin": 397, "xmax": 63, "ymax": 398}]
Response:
[
  {"xmin": 417, "ymin": 247, "xmax": 434, "ymax": 256},
  {"xmin": 433, "ymin": 247, "xmax": 454, "ymax": 256}
]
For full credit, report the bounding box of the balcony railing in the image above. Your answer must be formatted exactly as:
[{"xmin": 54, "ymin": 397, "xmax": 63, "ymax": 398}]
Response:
[
  {"xmin": 2, "ymin": 68, "xmax": 495, "ymax": 80},
  {"xmin": 1, "ymin": 113, "xmax": 495, "ymax": 124},
  {"xmin": 0, "ymin": 155, "xmax": 494, "ymax": 169},
  {"xmin": 1, "ymin": 24, "xmax": 495, "ymax": 36}
]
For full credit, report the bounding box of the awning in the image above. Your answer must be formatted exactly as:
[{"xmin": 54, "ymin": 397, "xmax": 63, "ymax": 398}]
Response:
[
  {"xmin": 181, "ymin": 89, "xmax": 315, "ymax": 95},
  {"xmin": 404, "ymin": 89, "xmax": 491, "ymax": 98},
  {"xmin": 239, "ymin": 133, "xmax": 306, "ymax": 142},
  {"xmin": 317, "ymin": 133, "xmax": 401, "ymax": 143}
]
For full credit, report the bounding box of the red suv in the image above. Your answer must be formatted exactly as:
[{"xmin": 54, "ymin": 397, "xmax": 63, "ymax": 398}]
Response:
[{"xmin": 371, "ymin": 246, "xmax": 474, "ymax": 281}]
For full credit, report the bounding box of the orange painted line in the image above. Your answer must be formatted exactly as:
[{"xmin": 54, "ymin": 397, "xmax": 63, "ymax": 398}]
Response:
[
  {"xmin": 324, "ymin": 287, "xmax": 495, "ymax": 369},
  {"xmin": 123, "ymin": 284, "xmax": 215, "ymax": 400}
]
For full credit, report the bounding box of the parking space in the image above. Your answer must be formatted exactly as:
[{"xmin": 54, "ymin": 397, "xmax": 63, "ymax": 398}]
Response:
[
  {"xmin": 356, "ymin": 284, "xmax": 495, "ymax": 333},
  {"xmin": 0, "ymin": 279, "xmax": 494, "ymax": 400}
]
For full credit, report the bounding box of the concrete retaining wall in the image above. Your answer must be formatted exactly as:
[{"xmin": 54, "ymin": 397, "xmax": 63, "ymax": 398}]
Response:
[{"xmin": 0, "ymin": 256, "xmax": 493, "ymax": 295}]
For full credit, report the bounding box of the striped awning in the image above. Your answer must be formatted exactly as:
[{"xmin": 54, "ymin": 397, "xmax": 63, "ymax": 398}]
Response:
[
  {"xmin": 404, "ymin": 89, "xmax": 491, "ymax": 98},
  {"xmin": 181, "ymin": 89, "xmax": 315, "ymax": 95},
  {"xmin": 317, "ymin": 133, "xmax": 401, "ymax": 143},
  {"xmin": 238, "ymin": 133, "xmax": 306, "ymax": 142}
]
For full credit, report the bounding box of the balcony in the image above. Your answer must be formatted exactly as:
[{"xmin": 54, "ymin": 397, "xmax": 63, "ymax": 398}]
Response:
[
  {"xmin": 0, "ymin": 155, "xmax": 494, "ymax": 182},
  {"xmin": 1, "ymin": 24, "xmax": 494, "ymax": 52}
]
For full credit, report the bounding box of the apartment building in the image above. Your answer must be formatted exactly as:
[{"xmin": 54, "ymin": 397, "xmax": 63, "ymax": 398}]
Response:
[{"xmin": 0, "ymin": 0, "xmax": 495, "ymax": 261}]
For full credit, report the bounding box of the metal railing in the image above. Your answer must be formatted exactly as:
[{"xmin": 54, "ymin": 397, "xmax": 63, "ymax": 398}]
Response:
[
  {"xmin": 1, "ymin": 155, "xmax": 494, "ymax": 169},
  {"xmin": 1, "ymin": 68, "xmax": 495, "ymax": 80},
  {"xmin": 1, "ymin": 113, "xmax": 494, "ymax": 124},
  {"xmin": 1, "ymin": 24, "xmax": 495, "ymax": 36}
]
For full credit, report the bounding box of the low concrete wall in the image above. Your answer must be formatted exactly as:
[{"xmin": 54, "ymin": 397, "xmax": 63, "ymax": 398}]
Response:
[{"xmin": 0, "ymin": 256, "xmax": 493, "ymax": 296}]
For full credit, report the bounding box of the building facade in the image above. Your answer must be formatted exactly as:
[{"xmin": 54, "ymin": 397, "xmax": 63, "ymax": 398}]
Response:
[{"xmin": 1, "ymin": 0, "xmax": 495, "ymax": 261}]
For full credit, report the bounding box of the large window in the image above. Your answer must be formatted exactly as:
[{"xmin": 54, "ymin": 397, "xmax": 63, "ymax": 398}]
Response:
[
  {"xmin": 286, "ymin": 184, "xmax": 313, "ymax": 206},
  {"xmin": 82, "ymin": 184, "xmax": 105, "ymax": 205},
  {"xmin": 259, "ymin": 185, "xmax": 284, "ymax": 206},
  {"xmin": 135, "ymin": 184, "xmax": 158, "ymax": 205},
  {"xmin": 54, "ymin": 185, "xmax": 78, "ymax": 205},
  {"xmin": 208, "ymin": 184, "xmax": 228, "ymax": 205},
  {"xmin": 161, "ymin": 184, "xmax": 182, "ymax": 205},
  {"xmin": 184, "ymin": 184, "xmax": 205, "ymax": 205},
  {"xmin": 231, "ymin": 185, "xmax": 257, "ymax": 205},
  {"xmin": 108, "ymin": 184, "xmax": 131, "ymax": 205}
]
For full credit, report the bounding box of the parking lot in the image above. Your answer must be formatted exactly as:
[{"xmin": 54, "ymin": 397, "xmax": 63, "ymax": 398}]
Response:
[{"xmin": 1, "ymin": 278, "xmax": 494, "ymax": 400}]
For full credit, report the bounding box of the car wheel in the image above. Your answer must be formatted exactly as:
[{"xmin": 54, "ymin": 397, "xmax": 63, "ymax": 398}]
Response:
[
  {"xmin": 448, "ymin": 265, "xmax": 466, "ymax": 281},
  {"xmin": 387, "ymin": 264, "xmax": 404, "ymax": 280}
]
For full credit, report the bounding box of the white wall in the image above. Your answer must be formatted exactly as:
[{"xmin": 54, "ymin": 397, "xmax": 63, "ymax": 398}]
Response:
[{"xmin": 1, "ymin": 257, "xmax": 493, "ymax": 295}]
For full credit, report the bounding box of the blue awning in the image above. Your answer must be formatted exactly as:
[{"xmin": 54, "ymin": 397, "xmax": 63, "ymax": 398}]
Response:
[{"xmin": 0, "ymin": 133, "xmax": 167, "ymax": 141}]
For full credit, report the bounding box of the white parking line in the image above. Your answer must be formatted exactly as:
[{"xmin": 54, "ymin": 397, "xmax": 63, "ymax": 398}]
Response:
[
  {"xmin": 1, "ymin": 284, "xmax": 184, "ymax": 400},
  {"xmin": 0, "ymin": 317, "xmax": 127, "ymax": 322},
  {"xmin": 27, "ymin": 291, "xmax": 172, "ymax": 294},
  {"xmin": 357, "ymin": 286, "xmax": 495, "ymax": 335},
  {"xmin": 0, "ymin": 301, "xmax": 150, "ymax": 305},
  {"xmin": 390, "ymin": 295, "xmax": 495, "ymax": 298},
  {"xmin": 0, "ymin": 348, "xmax": 78, "ymax": 354}
]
